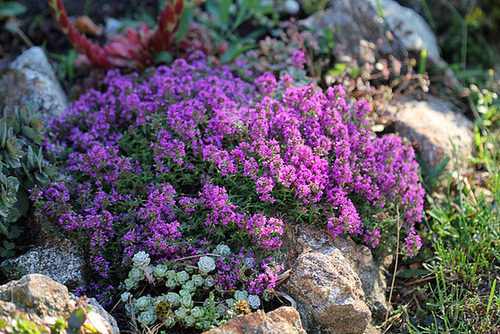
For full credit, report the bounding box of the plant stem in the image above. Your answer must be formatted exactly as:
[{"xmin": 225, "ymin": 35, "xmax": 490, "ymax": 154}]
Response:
[{"xmin": 385, "ymin": 207, "xmax": 400, "ymax": 324}]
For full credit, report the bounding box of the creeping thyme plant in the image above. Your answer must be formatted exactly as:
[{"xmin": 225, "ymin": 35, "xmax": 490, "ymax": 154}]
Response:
[{"xmin": 32, "ymin": 52, "xmax": 424, "ymax": 330}]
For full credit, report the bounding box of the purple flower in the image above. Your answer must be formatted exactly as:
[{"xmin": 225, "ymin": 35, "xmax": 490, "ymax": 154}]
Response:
[
  {"xmin": 245, "ymin": 214, "xmax": 283, "ymax": 250},
  {"xmin": 291, "ymin": 50, "xmax": 307, "ymax": 70},
  {"xmin": 405, "ymin": 224, "xmax": 423, "ymax": 258},
  {"xmin": 255, "ymin": 72, "xmax": 278, "ymax": 97}
]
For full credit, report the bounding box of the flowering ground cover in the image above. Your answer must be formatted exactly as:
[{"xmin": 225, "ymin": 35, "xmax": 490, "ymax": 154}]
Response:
[{"xmin": 28, "ymin": 51, "xmax": 425, "ymax": 330}]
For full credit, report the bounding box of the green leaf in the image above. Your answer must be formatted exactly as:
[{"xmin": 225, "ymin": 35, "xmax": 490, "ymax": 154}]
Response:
[
  {"xmin": 42, "ymin": 165, "xmax": 55, "ymax": 178},
  {"xmin": 14, "ymin": 188, "xmax": 29, "ymax": 217},
  {"xmin": 351, "ymin": 66, "xmax": 361, "ymax": 77},
  {"xmin": 425, "ymin": 157, "xmax": 450, "ymax": 185},
  {"xmin": 5, "ymin": 175, "xmax": 20, "ymax": 195},
  {"xmin": 153, "ymin": 51, "xmax": 173, "ymax": 65},
  {"xmin": 0, "ymin": 195, "xmax": 8, "ymax": 217},
  {"xmin": 6, "ymin": 206, "xmax": 20, "ymax": 223},
  {"xmin": 176, "ymin": 8, "xmax": 195, "ymax": 43},
  {"xmin": 25, "ymin": 145, "xmax": 35, "ymax": 169},
  {"xmin": 326, "ymin": 63, "xmax": 348, "ymax": 77},
  {"xmin": 418, "ymin": 47, "xmax": 427, "ymax": 75},
  {"xmin": 220, "ymin": 42, "xmax": 258, "ymax": 63},
  {"xmin": 12, "ymin": 115, "xmax": 21, "ymax": 133},
  {"xmin": 375, "ymin": 0, "xmax": 385, "ymax": 20},
  {"xmin": 417, "ymin": 154, "xmax": 430, "ymax": 176},
  {"xmin": 397, "ymin": 268, "xmax": 429, "ymax": 278},
  {"xmin": 0, "ymin": 2, "xmax": 27, "ymax": 18},
  {"xmin": 68, "ymin": 307, "xmax": 86, "ymax": 328},
  {"xmin": 30, "ymin": 117, "xmax": 43, "ymax": 132},
  {"xmin": 0, "ymin": 247, "xmax": 15, "ymax": 258},
  {"xmin": 6, "ymin": 137, "xmax": 23, "ymax": 156},
  {"xmin": 231, "ymin": 0, "xmax": 249, "ymax": 32},
  {"xmin": 19, "ymin": 105, "xmax": 30, "ymax": 124},
  {"xmin": 0, "ymin": 121, "xmax": 7, "ymax": 147},
  {"xmin": 2, "ymin": 240, "xmax": 15, "ymax": 250},
  {"xmin": 7, "ymin": 224, "xmax": 22, "ymax": 239},
  {"xmin": 219, "ymin": 0, "xmax": 232, "ymax": 28},
  {"xmin": 5, "ymin": 142, "xmax": 23, "ymax": 169},
  {"xmin": 22, "ymin": 126, "xmax": 43, "ymax": 145},
  {"xmin": 205, "ymin": 1, "xmax": 219, "ymax": 19},
  {"xmin": 0, "ymin": 221, "xmax": 8, "ymax": 236}
]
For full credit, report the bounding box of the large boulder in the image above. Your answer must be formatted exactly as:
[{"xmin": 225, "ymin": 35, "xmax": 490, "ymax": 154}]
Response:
[
  {"xmin": 0, "ymin": 274, "xmax": 119, "ymax": 334},
  {"xmin": 284, "ymin": 250, "xmax": 372, "ymax": 334},
  {"xmin": 285, "ymin": 223, "xmax": 389, "ymax": 322},
  {"xmin": 300, "ymin": 0, "xmax": 445, "ymax": 68},
  {"xmin": 0, "ymin": 46, "xmax": 68, "ymax": 120},
  {"xmin": 391, "ymin": 96, "xmax": 474, "ymax": 172},
  {"xmin": 281, "ymin": 222, "xmax": 384, "ymax": 333},
  {"xmin": 395, "ymin": 0, "xmax": 471, "ymax": 34},
  {"xmin": 204, "ymin": 306, "xmax": 307, "ymax": 334}
]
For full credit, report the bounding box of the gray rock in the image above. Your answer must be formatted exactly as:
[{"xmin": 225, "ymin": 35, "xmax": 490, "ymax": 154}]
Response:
[
  {"xmin": 9, "ymin": 47, "xmax": 60, "ymax": 83},
  {"xmin": 0, "ymin": 274, "xmax": 119, "ymax": 334},
  {"xmin": 300, "ymin": 0, "xmax": 445, "ymax": 68},
  {"xmin": 391, "ymin": 96, "xmax": 474, "ymax": 171},
  {"xmin": 204, "ymin": 306, "xmax": 307, "ymax": 334},
  {"xmin": 1, "ymin": 239, "xmax": 85, "ymax": 289},
  {"xmin": 378, "ymin": 0, "xmax": 443, "ymax": 67},
  {"xmin": 0, "ymin": 46, "xmax": 68, "ymax": 121},
  {"xmin": 395, "ymin": 0, "xmax": 470, "ymax": 33},
  {"xmin": 86, "ymin": 297, "xmax": 121, "ymax": 334},
  {"xmin": 103, "ymin": 18, "xmax": 125, "ymax": 40}
]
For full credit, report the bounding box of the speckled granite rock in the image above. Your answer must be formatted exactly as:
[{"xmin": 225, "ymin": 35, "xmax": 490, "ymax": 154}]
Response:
[
  {"xmin": 0, "ymin": 47, "xmax": 68, "ymax": 121},
  {"xmin": 204, "ymin": 306, "xmax": 307, "ymax": 334},
  {"xmin": 2, "ymin": 273, "xmax": 71, "ymax": 315},
  {"xmin": 284, "ymin": 223, "xmax": 389, "ymax": 322},
  {"xmin": 329, "ymin": 236, "xmax": 389, "ymax": 320},
  {"xmin": 0, "ymin": 274, "xmax": 119, "ymax": 334},
  {"xmin": 1, "ymin": 239, "xmax": 85, "ymax": 289},
  {"xmin": 284, "ymin": 250, "xmax": 372, "ymax": 334}
]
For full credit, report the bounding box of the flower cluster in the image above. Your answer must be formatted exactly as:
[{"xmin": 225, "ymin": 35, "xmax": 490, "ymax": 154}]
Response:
[{"xmin": 33, "ymin": 53, "xmax": 424, "ymax": 308}]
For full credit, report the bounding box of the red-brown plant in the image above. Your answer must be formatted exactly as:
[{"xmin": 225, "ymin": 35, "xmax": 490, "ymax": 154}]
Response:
[{"xmin": 47, "ymin": 0, "xmax": 184, "ymax": 70}]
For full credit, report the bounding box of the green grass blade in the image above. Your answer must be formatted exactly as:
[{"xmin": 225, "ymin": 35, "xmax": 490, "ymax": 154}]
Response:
[
  {"xmin": 376, "ymin": 0, "xmax": 385, "ymax": 21},
  {"xmin": 419, "ymin": 47, "xmax": 427, "ymax": 75},
  {"xmin": 486, "ymin": 279, "xmax": 497, "ymax": 316}
]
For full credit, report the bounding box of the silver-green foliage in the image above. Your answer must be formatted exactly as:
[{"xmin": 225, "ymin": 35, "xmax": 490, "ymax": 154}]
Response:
[
  {"xmin": 121, "ymin": 249, "xmax": 262, "ymax": 331},
  {"xmin": 0, "ymin": 105, "xmax": 53, "ymax": 238}
]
